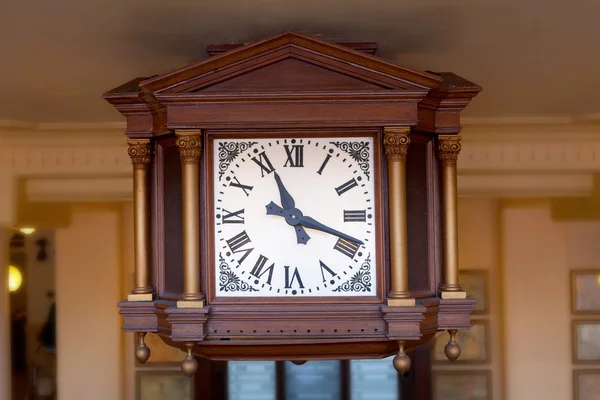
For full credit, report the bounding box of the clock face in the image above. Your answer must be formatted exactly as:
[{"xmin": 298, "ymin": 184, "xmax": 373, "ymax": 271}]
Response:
[{"xmin": 212, "ymin": 136, "xmax": 377, "ymax": 298}]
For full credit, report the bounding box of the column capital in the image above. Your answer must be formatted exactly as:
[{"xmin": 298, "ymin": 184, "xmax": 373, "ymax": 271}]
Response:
[
  {"xmin": 127, "ymin": 139, "xmax": 152, "ymax": 169},
  {"xmin": 437, "ymin": 135, "xmax": 462, "ymax": 166},
  {"xmin": 383, "ymin": 127, "xmax": 411, "ymax": 162},
  {"xmin": 175, "ymin": 130, "xmax": 202, "ymax": 163}
]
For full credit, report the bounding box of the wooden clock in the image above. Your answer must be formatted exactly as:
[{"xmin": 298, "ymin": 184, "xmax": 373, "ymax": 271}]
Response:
[{"xmin": 103, "ymin": 32, "xmax": 481, "ymax": 376}]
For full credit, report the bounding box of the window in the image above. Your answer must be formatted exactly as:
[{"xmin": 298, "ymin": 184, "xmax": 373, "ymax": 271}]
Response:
[{"xmin": 227, "ymin": 358, "xmax": 399, "ymax": 400}]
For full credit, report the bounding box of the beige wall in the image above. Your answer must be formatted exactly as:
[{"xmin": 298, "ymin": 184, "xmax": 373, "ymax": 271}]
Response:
[
  {"xmin": 456, "ymin": 197, "xmax": 503, "ymax": 400},
  {"xmin": 55, "ymin": 205, "xmax": 126, "ymax": 400},
  {"xmin": 454, "ymin": 198, "xmax": 600, "ymax": 400},
  {"xmin": 502, "ymin": 203, "xmax": 571, "ymax": 400}
]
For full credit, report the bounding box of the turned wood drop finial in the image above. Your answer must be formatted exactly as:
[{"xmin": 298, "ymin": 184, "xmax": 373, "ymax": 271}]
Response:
[
  {"xmin": 444, "ymin": 329, "xmax": 462, "ymax": 361},
  {"xmin": 135, "ymin": 332, "xmax": 151, "ymax": 364}
]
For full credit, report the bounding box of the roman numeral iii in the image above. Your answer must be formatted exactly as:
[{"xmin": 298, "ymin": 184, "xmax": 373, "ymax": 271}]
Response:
[
  {"xmin": 284, "ymin": 144, "xmax": 304, "ymax": 167},
  {"xmin": 344, "ymin": 210, "xmax": 366, "ymax": 222},
  {"xmin": 251, "ymin": 151, "xmax": 276, "ymax": 177},
  {"xmin": 333, "ymin": 237, "xmax": 361, "ymax": 259},
  {"xmin": 335, "ymin": 178, "xmax": 359, "ymax": 196}
]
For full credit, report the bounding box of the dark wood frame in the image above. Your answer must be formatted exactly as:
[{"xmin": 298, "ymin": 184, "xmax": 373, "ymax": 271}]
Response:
[
  {"xmin": 432, "ymin": 370, "xmax": 492, "ymax": 400},
  {"xmin": 407, "ymin": 133, "xmax": 438, "ymax": 299},
  {"xmin": 203, "ymin": 128, "xmax": 386, "ymax": 305},
  {"xmin": 571, "ymin": 269, "xmax": 600, "ymax": 315},
  {"xmin": 135, "ymin": 369, "xmax": 194, "ymax": 400},
  {"xmin": 572, "ymin": 320, "xmax": 600, "ymax": 364},
  {"xmin": 459, "ymin": 269, "xmax": 489, "ymax": 315},
  {"xmin": 432, "ymin": 319, "xmax": 490, "ymax": 364},
  {"xmin": 573, "ymin": 369, "xmax": 600, "ymax": 400}
]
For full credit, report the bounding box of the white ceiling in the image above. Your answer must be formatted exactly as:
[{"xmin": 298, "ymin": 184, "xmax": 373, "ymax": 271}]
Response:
[{"xmin": 1, "ymin": 0, "xmax": 599, "ymax": 123}]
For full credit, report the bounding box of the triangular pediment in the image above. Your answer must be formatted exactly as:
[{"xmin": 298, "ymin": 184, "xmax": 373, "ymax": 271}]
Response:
[
  {"xmin": 196, "ymin": 57, "xmax": 387, "ymax": 92},
  {"xmin": 140, "ymin": 32, "xmax": 442, "ymax": 95}
]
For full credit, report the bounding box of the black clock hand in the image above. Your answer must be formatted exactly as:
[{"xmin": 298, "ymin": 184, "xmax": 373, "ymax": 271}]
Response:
[
  {"xmin": 274, "ymin": 172, "xmax": 295, "ymax": 210},
  {"xmin": 266, "ymin": 201, "xmax": 311, "ymax": 245},
  {"xmin": 298, "ymin": 215, "xmax": 364, "ymax": 245}
]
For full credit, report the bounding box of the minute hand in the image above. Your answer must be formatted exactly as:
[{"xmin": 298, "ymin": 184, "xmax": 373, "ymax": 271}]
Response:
[{"xmin": 298, "ymin": 215, "xmax": 364, "ymax": 245}]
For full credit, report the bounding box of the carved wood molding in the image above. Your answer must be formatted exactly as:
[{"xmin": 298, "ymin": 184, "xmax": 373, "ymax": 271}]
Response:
[{"xmin": 1, "ymin": 117, "xmax": 599, "ymax": 201}]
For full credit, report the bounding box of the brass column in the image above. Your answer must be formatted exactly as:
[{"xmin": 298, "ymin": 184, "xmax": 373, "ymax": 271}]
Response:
[
  {"xmin": 437, "ymin": 135, "xmax": 466, "ymax": 299},
  {"xmin": 176, "ymin": 130, "xmax": 205, "ymax": 308},
  {"xmin": 127, "ymin": 140, "xmax": 154, "ymax": 301},
  {"xmin": 383, "ymin": 127, "xmax": 415, "ymax": 307}
]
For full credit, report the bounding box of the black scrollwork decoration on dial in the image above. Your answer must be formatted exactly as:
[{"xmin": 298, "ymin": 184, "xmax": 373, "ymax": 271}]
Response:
[
  {"xmin": 218, "ymin": 253, "xmax": 258, "ymax": 292},
  {"xmin": 218, "ymin": 141, "xmax": 258, "ymax": 181},
  {"xmin": 330, "ymin": 141, "xmax": 371, "ymax": 181},
  {"xmin": 333, "ymin": 254, "xmax": 372, "ymax": 293}
]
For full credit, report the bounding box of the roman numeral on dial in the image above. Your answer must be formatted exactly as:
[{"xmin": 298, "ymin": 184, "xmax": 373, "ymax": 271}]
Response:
[
  {"xmin": 319, "ymin": 260, "xmax": 337, "ymax": 283},
  {"xmin": 284, "ymin": 266, "xmax": 304, "ymax": 289},
  {"xmin": 226, "ymin": 231, "xmax": 254, "ymax": 264},
  {"xmin": 335, "ymin": 178, "xmax": 358, "ymax": 196},
  {"xmin": 229, "ymin": 176, "xmax": 253, "ymax": 196},
  {"xmin": 317, "ymin": 153, "xmax": 332, "ymax": 175},
  {"xmin": 221, "ymin": 208, "xmax": 244, "ymax": 224},
  {"xmin": 343, "ymin": 210, "xmax": 366, "ymax": 222},
  {"xmin": 284, "ymin": 144, "xmax": 304, "ymax": 167},
  {"xmin": 250, "ymin": 254, "xmax": 275, "ymax": 285},
  {"xmin": 251, "ymin": 151, "xmax": 276, "ymax": 177},
  {"xmin": 333, "ymin": 237, "xmax": 361, "ymax": 259}
]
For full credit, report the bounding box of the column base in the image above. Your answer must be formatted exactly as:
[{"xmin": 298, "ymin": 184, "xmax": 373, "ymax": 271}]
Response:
[
  {"xmin": 177, "ymin": 300, "xmax": 206, "ymax": 309},
  {"xmin": 386, "ymin": 298, "xmax": 416, "ymax": 307},
  {"xmin": 127, "ymin": 293, "xmax": 154, "ymax": 302},
  {"xmin": 440, "ymin": 291, "xmax": 467, "ymax": 299}
]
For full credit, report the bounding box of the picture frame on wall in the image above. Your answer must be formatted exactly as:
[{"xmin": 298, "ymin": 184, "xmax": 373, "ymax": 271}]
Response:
[
  {"xmin": 573, "ymin": 370, "xmax": 600, "ymax": 400},
  {"xmin": 460, "ymin": 270, "xmax": 489, "ymax": 315},
  {"xmin": 433, "ymin": 320, "xmax": 490, "ymax": 364},
  {"xmin": 432, "ymin": 370, "xmax": 491, "ymax": 400},
  {"xmin": 136, "ymin": 370, "xmax": 193, "ymax": 400},
  {"xmin": 571, "ymin": 270, "xmax": 600, "ymax": 314},
  {"xmin": 135, "ymin": 332, "xmax": 186, "ymax": 367},
  {"xmin": 572, "ymin": 321, "xmax": 600, "ymax": 363}
]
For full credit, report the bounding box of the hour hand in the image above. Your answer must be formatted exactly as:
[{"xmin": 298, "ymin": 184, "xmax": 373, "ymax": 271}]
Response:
[
  {"xmin": 298, "ymin": 215, "xmax": 364, "ymax": 245},
  {"xmin": 265, "ymin": 201, "xmax": 311, "ymax": 245},
  {"xmin": 274, "ymin": 172, "xmax": 295, "ymax": 210}
]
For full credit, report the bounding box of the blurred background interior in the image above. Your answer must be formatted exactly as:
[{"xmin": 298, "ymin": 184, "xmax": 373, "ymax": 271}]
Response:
[{"xmin": 1, "ymin": 0, "xmax": 600, "ymax": 399}]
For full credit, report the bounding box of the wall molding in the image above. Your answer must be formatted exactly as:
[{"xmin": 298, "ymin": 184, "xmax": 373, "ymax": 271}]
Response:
[{"xmin": 0, "ymin": 116, "xmax": 599, "ymax": 223}]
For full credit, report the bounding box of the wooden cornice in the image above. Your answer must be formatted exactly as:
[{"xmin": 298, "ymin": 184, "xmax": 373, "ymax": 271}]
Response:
[{"xmin": 417, "ymin": 72, "xmax": 483, "ymax": 134}]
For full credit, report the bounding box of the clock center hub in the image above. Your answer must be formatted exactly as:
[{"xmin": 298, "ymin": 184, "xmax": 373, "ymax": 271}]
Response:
[{"xmin": 284, "ymin": 208, "xmax": 304, "ymax": 226}]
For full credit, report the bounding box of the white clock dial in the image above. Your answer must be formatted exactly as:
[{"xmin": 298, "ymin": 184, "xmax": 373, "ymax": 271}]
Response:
[{"xmin": 213, "ymin": 137, "xmax": 377, "ymax": 297}]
